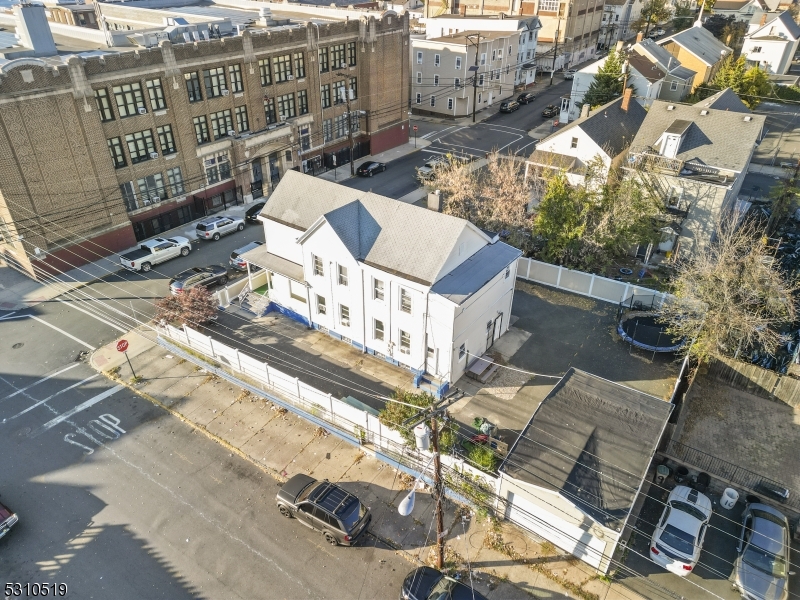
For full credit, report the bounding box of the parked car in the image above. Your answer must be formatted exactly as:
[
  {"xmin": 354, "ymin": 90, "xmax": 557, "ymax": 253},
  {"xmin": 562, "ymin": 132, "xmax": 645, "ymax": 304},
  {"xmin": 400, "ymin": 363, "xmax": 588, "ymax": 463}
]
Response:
[
  {"xmin": 649, "ymin": 486, "xmax": 712, "ymax": 576},
  {"xmin": 400, "ymin": 567, "xmax": 489, "ymax": 600},
  {"xmin": 541, "ymin": 105, "xmax": 559, "ymax": 118},
  {"xmin": 120, "ymin": 236, "xmax": 191, "ymax": 273},
  {"xmin": 517, "ymin": 92, "xmax": 536, "ymax": 104},
  {"xmin": 356, "ymin": 161, "xmax": 387, "ymax": 177},
  {"xmin": 169, "ymin": 265, "xmax": 229, "ymax": 295},
  {"xmin": 499, "ymin": 100, "xmax": 520, "ymax": 113},
  {"xmin": 276, "ymin": 474, "xmax": 371, "ymax": 546},
  {"xmin": 732, "ymin": 503, "xmax": 793, "ymax": 600},
  {"xmin": 195, "ymin": 215, "xmax": 245, "ymax": 241},
  {"xmin": 416, "ymin": 156, "xmax": 448, "ymax": 182},
  {"xmin": 244, "ymin": 201, "xmax": 266, "ymax": 224},
  {"xmin": 0, "ymin": 498, "xmax": 18, "ymax": 540},
  {"xmin": 230, "ymin": 240, "xmax": 264, "ymax": 271},
  {"xmin": 649, "ymin": 28, "xmax": 666, "ymax": 38},
  {"xmin": 563, "ymin": 69, "xmax": 577, "ymax": 80}
]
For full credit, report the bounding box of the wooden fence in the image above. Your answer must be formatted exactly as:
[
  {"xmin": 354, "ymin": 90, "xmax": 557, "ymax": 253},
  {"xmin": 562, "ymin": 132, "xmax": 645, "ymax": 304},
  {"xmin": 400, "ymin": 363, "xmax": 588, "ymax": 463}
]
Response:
[{"xmin": 707, "ymin": 355, "xmax": 800, "ymax": 408}]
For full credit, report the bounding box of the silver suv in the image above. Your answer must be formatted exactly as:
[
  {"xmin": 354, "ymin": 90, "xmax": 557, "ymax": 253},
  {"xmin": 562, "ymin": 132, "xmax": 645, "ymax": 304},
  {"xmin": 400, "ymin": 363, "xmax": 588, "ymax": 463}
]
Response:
[
  {"xmin": 196, "ymin": 215, "xmax": 245, "ymax": 241},
  {"xmin": 416, "ymin": 156, "xmax": 448, "ymax": 182}
]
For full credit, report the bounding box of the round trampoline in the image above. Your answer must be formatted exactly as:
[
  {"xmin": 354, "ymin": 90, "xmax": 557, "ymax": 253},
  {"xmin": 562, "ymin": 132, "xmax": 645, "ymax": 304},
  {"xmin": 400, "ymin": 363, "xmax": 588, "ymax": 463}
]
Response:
[{"xmin": 617, "ymin": 311, "xmax": 686, "ymax": 353}]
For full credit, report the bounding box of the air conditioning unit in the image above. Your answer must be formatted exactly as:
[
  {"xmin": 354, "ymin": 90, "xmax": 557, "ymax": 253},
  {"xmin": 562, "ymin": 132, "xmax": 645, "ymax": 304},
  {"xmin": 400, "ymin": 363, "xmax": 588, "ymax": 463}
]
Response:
[
  {"xmin": 138, "ymin": 107, "xmax": 147, "ymax": 115},
  {"xmin": 227, "ymin": 129, "xmax": 237, "ymax": 136},
  {"xmin": 150, "ymin": 196, "xmax": 160, "ymax": 203},
  {"xmin": 221, "ymin": 89, "xmax": 229, "ymax": 96},
  {"xmin": 287, "ymin": 74, "xmax": 294, "ymax": 80},
  {"xmin": 280, "ymin": 114, "xmax": 286, "ymax": 121},
  {"xmin": 149, "ymin": 151, "xmax": 159, "ymax": 159},
  {"xmin": 341, "ymin": 62, "xmax": 347, "ymax": 68}
]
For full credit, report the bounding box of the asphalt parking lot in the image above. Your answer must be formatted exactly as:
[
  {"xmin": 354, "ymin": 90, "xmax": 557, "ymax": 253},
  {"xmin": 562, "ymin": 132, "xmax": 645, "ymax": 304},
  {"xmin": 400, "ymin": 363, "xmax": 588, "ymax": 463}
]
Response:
[{"xmin": 752, "ymin": 102, "xmax": 800, "ymax": 167}]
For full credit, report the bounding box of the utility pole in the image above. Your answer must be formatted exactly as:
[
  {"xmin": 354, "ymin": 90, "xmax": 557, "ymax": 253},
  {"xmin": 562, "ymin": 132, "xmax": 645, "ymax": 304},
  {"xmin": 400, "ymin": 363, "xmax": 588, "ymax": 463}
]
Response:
[
  {"xmin": 430, "ymin": 416, "xmax": 445, "ymax": 569},
  {"xmin": 549, "ymin": 17, "xmax": 562, "ymax": 86},
  {"xmin": 336, "ymin": 72, "xmax": 356, "ymax": 176},
  {"xmin": 466, "ymin": 34, "xmax": 482, "ymax": 123}
]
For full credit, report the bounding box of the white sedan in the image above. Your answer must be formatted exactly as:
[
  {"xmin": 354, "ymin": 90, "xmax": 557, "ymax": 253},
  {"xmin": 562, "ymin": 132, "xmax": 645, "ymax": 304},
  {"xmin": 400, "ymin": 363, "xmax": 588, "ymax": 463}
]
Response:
[{"xmin": 650, "ymin": 485, "xmax": 712, "ymax": 576}]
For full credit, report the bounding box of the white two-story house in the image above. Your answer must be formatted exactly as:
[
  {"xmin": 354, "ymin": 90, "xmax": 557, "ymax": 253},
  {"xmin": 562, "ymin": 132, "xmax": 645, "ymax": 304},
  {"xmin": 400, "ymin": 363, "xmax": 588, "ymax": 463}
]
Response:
[
  {"xmin": 742, "ymin": 10, "xmax": 800, "ymax": 74},
  {"xmin": 240, "ymin": 171, "xmax": 521, "ymax": 389}
]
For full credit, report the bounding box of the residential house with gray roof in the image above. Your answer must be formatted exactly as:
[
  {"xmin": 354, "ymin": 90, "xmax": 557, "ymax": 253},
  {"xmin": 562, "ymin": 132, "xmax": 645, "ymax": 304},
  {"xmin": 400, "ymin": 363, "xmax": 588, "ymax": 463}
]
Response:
[
  {"xmin": 240, "ymin": 170, "xmax": 521, "ymax": 388},
  {"xmin": 627, "ymin": 38, "xmax": 696, "ymax": 106},
  {"xmin": 528, "ymin": 90, "xmax": 646, "ymax": 188},
  {"xmin": 658, "ymin": 20, "xmax": 732, "ymax": 90},
  {"xmin": 625, "ymin": 88, "xmax": 765, "ymax": 260},
  {"xmin": 741, "ymin": 10, "xmax": 800, "ymax": 74}
]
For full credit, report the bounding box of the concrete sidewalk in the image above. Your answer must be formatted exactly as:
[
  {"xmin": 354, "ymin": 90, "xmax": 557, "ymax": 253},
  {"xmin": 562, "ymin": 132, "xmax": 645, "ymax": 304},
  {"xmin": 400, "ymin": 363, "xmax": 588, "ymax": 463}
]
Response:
[{"xmin": 90, "ymin": 328, "xmax": 644, "ymax": 600}]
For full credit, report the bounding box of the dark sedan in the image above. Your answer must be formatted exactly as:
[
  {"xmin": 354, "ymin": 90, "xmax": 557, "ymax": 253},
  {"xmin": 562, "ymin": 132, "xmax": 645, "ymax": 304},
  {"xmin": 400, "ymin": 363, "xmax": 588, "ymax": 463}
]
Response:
[
  {"xmin": 541, "ymin": 105, "xmax": 559, "ymax": 118},
  {"xmin": 0, "ymin": 498, "xmax": 18, "ymax": 540},
  {"xmin": 245, "ymin": 201, "xmax": 266, "ymax": 224},
  {"xmin": 499, "ymin": 100, "xmax": 520, "ymax": 113},
  {"xmin": 401, "ymin": 567, "xmax": 488, "ymax": 600},
  {"xmin": 169, "ymin": 265, "xmax": 229, "ymax": 295},
  {"xmin": 356, "ymin": 161, "xmax": 387, "ymax": 177},
  {"xmin": 517, "ymin": 92, "xmax": 536, "ymax": 104}
]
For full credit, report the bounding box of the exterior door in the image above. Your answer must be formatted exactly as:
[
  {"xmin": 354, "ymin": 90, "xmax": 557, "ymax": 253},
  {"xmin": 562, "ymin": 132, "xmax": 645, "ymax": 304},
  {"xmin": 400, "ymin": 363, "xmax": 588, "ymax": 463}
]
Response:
[
  {"xmin": 486, "ymin": 313, "xmax": 503, "ymax": 351},
  {"xmin": 426, "ymin": 346, "xmax": 437, "ymax": 376},
  {"xmin": 251, "ymin": 160, "xmax": 263, "ymax": 199},
  {"xmin": 268, "ymin": 152, "xmax": 280, "ymax": 184}
]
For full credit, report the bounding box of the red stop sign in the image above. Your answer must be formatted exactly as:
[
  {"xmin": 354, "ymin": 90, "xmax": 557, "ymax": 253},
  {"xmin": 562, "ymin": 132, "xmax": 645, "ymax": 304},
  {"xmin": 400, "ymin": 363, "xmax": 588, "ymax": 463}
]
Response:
[
  {"xmin": 413, "ymin": 125, "xmax": 418, "ymax": 131},
  {"xmin": 116, "ymin": 339, "xmax": 129, "ymax": 353}
]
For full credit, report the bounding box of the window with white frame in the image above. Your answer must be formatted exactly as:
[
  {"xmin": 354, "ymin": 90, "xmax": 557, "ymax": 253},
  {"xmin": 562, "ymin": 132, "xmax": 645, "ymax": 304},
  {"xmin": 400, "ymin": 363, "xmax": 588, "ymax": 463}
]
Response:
[
  {"xmin": 289, "ymin": 280, "xmax": 306, "ymax": 303},
  {"xmin": 373, "ymin": 278, "xmax": 384, "ymax": 300},
  {"xmin": 448, "ymin": 98, "xmax": 453, "ymax": 110},
  {"xmin": 455, "ymin": 56, "xmax": 462, "ymax": 69},
  {"xmin": 416, "ymin": 72, "xmax": 422, "ymax": 84},
  {"xmin": 480, "ymin": 52, "xmax": 486, "ymax": 65},
  {"xmin": 539, "ymin": 0, "xmax": 559, "ymax": 9},
  {"xmin": 491, "ymin": 49, "xmax": 496, "ymax": 61},
  {"xmin": 434, "ymin": 74, "xmax": 440, "ymax": 86},
  {"xmin": 416, "ymin": 51, "xmax": 423, "ymax": 64},
  {"xmin": 340, "ymin": 304, "xmax": 350, "ymax": 327},
  {"xmin": 434, "ymin": 54, "xmax": 441, "ymax": 66},
  {"xmin": 505, "ymin": 267, "xmax": 510, "ymax": 279},
  {"xmin": 670, "ymin": 80, "xmax": 678, "ymax": 91},
  {"xmin": 415, "ymin": 93, "xmax": 422, "ymax": 104},
  {"xmin": 400, "ymin": 288, "xmax": 411, "ymax": 313},
  {"xmin": 374, "ymin": 319, "xmax": 384, "ymax": 341},
  {"xmin": 459, "ymin": 343, "xmax": 466, "ymax": 360},
  {"xmin": 313, "ymin": 254, "xmax": 324, "ymax": 276},
  {"xmin": 430, "ymin": 95, "xmax": 436, "ymax": 107},
  {"xmin": 571, "ymin": 137, "xmax": 578, "ymax": 149},
  {"xmin": 316, "ymin": 295, "xmax": 326, "ymax": 314},
  {"xmin": 338, "ymin": 265, "xmax": 348, "ymax": 286},
  {"xmin": 455, "ymin": 77, "xmax": 461, "ymax": 89},
  {"xmin": 399, "ymin": 330, "xmax": 410, "ymax": 354}
]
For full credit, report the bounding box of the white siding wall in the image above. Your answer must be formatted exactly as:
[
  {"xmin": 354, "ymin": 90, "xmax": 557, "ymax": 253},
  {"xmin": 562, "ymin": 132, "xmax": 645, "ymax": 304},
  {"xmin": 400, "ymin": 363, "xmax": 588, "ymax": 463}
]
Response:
[
  {"xmin": 535, "ymin": 127, "xmax": 610, "ymax": 186},
  {"xmin": 450, "ymin": 258, "xmax": 517, "ymax": 379},
  {"xmin": 425, "ymin": 293, "xmax": 456, "ymax": 379},
  {"xmin": 269, "ymin": 274, "xmax": 312, "ymax": 321},
  {"xmin": 262, "ymin": 219, "xmax": 304, "ymax": 264}
]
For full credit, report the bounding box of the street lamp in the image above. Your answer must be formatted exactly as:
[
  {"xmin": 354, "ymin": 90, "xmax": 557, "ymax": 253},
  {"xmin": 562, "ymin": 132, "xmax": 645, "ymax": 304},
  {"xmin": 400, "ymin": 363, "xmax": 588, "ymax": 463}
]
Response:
[{"xmin": 397, "ymin": 453, "xmax": 436, "ymax": 517}]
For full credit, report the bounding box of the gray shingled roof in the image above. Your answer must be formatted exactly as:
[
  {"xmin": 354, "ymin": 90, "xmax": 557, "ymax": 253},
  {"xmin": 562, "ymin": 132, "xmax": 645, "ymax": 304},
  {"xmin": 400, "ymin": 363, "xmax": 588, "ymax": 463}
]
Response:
[
  {"xmin": 559, "ymin": 95, "xmax": 647, "ymax": 158},
  {"xmin": 660, "ymin": 25, "xmax": 731, "ymax": 66},
  {"xmin": 430, "ymin": 242, "xmax": 521, "ymax": 305},
  {"xmin": 628, "ymin": 89, "xmax": 765, "ymax": 172},
  {"xmin": 265, "ymin": 171, "xmax": 488, "ymax": 286},
  {"xmin": 700, "ymin": 87, "xmax": 751, "ymax": 113},
  {"xmin": 752, "ymin": 10, "xmax": 800, "ymax": 40},
  {"xmin": 629, "ymin": 52, "xmax": 666, "ymax": 83},
  {"xmin": 500, "ymin": 369, "xmax": 671, "ymax": 528}
]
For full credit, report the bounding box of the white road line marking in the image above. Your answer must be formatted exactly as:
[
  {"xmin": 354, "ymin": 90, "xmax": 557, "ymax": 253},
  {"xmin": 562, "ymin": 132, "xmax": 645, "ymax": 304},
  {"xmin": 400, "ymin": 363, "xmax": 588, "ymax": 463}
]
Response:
[
  {"xmin": 497, "ymin": 135, "xmax": 524, "ymax": 152},
  {"xmin": 0, "ymin": 314, "xmax": 29, "ymax": 322},
  {"xmin": 515, "ymin": 141, "xmax": 537, "ymax": 155},
  {"xmin": 6, "ymin": 374, "xmax": 100, "ymax": 421},
  {"xmin": 31, "ymin": 385, "xmax": 123, "ymax": 437},
  {"xmin": 30, "ymin": 315, "xmax": 96, "ymax": 350},
  {"xmin": 0, "ymin": 311, "xmax": 17, "ymax": 320},
  {"xmin": 1, "ymin": 363, "xmax": 81, "ymax": 402},
  {"xmin": 57, "ymin": 298, "xmax": 127, "ymax": 333},
  {"xmin": 480, "ymin": 124, "xmax": 528, "ymax": 133}
]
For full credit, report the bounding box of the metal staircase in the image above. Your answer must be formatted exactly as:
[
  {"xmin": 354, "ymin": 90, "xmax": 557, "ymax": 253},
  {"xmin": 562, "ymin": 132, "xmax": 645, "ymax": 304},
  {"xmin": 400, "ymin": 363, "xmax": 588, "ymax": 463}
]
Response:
[{"xmin": 237, "ymin": 284, "xmax": 270, "ymax": 316}]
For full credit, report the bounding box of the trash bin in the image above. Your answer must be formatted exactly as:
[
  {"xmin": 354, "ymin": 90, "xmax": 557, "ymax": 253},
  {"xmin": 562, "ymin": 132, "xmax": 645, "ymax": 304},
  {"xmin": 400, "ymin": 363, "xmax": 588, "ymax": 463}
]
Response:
[
  {"xmin": 694, "ymin": 472, "xmax": 710, "ymax": 494},
  {"xmin": 721, "ymin": 488, "xmax": 739, "ymax": 509},
  {"xmin": 674, "ymin": 466, "xmax": 689, "ymax": 484},
  {"xmin": 655, "ymin": 465, "xmax": 671, "ymax": 485}
]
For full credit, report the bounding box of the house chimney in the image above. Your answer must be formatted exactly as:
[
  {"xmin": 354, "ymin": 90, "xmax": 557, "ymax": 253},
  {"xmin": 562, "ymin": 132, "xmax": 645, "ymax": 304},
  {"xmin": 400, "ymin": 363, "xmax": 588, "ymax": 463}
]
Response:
[
  {"xmin": 636, "ymin": 31, "xmax": 643, "ymax": 43},
  {"xmin": 616, "ymin": 40, "xmax": 624, "ymax": 52},
  {"xmin": 759, "ymin": 13, "xmax": 767, "ymax": 26},
  {"xmin": 621, "ymin": 87, "xmax": 633, "ymax": 112},
  {"xmin": 581, "ymin": 103, "xmax": 590, "ymax": 118}
]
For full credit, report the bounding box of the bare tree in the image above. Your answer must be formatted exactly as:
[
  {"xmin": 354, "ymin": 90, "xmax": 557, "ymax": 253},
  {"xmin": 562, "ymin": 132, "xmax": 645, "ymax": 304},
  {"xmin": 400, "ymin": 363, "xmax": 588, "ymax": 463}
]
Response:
[
  {"xmin": 659, "ymin": 217, "xmax": 798, "ymax": 362},
  {"xmin": 155, "ymin": 286, "xmax": 218, "ymax": 327}
]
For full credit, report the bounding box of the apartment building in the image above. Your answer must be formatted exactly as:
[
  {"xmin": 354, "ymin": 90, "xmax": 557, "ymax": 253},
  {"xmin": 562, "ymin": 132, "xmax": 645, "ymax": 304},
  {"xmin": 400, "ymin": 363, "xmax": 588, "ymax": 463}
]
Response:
[
  {"xmin": 0, "ymin": 5, "xmax": 410, "ymax": 279},
  {"xmin": 599, "ymin": 0, "xmax": 643, "ymax": 48},
  {"xmin": 411, "ymin": 30, "xmax": 520, "ymax": 117}
]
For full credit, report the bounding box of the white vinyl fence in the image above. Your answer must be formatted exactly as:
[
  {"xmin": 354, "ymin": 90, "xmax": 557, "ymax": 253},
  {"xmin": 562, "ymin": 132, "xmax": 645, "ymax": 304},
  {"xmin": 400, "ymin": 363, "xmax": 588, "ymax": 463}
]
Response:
[{"xmin": 517, "ymin": 257, "xmax": 667, "ymax": 306}]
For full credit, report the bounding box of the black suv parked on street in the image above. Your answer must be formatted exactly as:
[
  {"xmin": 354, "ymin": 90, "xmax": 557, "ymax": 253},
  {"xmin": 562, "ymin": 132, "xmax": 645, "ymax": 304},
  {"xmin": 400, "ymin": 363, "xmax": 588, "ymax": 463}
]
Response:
[{"xmin": 276, "ymin": 475, "xmax": 371, "ymax": 546}]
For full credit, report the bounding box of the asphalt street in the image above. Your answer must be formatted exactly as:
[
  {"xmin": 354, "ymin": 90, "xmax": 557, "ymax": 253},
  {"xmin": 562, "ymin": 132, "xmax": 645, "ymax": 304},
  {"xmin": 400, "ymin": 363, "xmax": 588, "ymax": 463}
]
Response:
[
  {"xmin": 0, "ymin": 306, "xmax": 412, "ymax": 599},
  {"xmin": 343, "ymin": 77, "xmax": 572, "ymax": 199}
]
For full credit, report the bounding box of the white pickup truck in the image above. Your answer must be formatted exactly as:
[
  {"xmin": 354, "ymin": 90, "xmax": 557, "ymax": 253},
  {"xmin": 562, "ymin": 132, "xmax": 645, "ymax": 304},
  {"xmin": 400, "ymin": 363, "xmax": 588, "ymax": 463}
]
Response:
[{"xmin": 120, "ymin": 236, "xmax": 191, "ymax": 272}]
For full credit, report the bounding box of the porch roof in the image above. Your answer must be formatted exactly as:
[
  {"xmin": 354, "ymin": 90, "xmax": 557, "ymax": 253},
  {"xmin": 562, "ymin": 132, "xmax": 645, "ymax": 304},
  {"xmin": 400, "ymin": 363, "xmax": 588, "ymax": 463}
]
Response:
[{"xmin": 240, "ymin": 245, "xmax": 305, "ymax": 283}]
